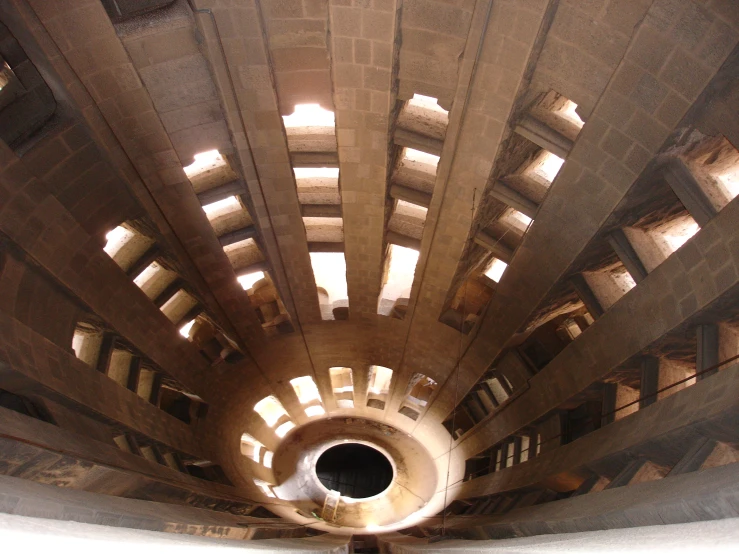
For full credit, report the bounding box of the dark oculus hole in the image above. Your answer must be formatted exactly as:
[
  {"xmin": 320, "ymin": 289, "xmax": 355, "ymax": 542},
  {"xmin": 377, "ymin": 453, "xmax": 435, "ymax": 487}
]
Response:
[{"xmin": 315, "ymin": 443, "xmax": 393, "ymax": 499}]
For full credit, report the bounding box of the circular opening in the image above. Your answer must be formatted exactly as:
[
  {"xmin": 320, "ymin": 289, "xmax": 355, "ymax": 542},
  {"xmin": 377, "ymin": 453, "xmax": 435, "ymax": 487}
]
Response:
[{"xmin": 315, "ymin": 443, "xmax": 393, "ymax": 499}]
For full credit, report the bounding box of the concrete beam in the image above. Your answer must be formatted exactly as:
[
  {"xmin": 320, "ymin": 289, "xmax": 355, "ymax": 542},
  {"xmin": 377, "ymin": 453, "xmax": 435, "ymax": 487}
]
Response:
[
  {"xmin": 218, "ymin": 226, "xmax": 258, "ymax": 247},
  {"xmin": 301, "ymin": 204, "xmax": 342, "ymax": 218},
  {"xmin": 290, "ymin": 152, "xmax": 339, "ymax": 167},
  {"xmin": 387, "ymin": 231, "xmax": 422, "ymax": 252},
  {"xmin": 513, "ymin": 115, "xmax": 573, "ymax": 159},
  {"xmin": 0, "ymin": 312, "xmax": 204, "ymax": 458},
  {"xmin": 607, "ymin": 229, "xmax": 648, "ymax": 283},
  {"xmin": 439, "ymin": 463, "xmax": 739, "ymax": 541},
  {"xmin": 0, "ymin": 475, "xmax": 296, "ymax": 539},
  {"xmin": 490, "ymin": 181, "xmax": 539, "ymax": 220},
  {"xmin": 453, "ymin": 361, "xmax": 739, "ymax": 501},
  {"xmin": 662, "ymin": 159, "xmax": 718, "ymax": 227},
  {"xmin": 394, "ymin": 128, "xmax": 444, "ymax": 157},
  {"xmin": 425, "ymin": 6, "xmax": 739, "ymax": 439},
  {"xmin": 569, "ymin": 274, "xmax": 604, "ymax": 319},
  {"xmin": 0, "ymin": 146, "xmax": 212, "ymax": 398},
  {"xmin": 456, "ymin": 193, "xmax": 739, "ymax": 458},
  {"xmin": 0, "ymin": 513, "xmax": 350, "ymax": 552},
  {"xmin": 389, "ymin": 184, "xmax": 433, "ymax": 209},
  {"xmin": 668, "ymin": 437, "xmax": 717, "ymax": 475},
  {"xmin": 154, "ymin": 278, "xmax": 186, "ymax": 308},
  {"xmin": 125, "ymin": 245, "xmax": 161, "ymax": 278},
  {"xmin": 308, "ymin": 242, "xmax": 344, "ymax": 253},
  {"xmin": 473, "ymin": 231, "xmax": 514, "ymax": 263},
  {"xmin": 196, "ymin": 179, "xmax": 247, "ymax": 206}
]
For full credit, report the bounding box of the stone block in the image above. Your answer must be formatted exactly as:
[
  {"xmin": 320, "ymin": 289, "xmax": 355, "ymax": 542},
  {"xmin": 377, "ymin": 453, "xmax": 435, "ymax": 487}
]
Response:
[
  {"xmin": 659, "ymin": 49, "xmax": 713, "ymax": 100},
  {"xmin": 362, "ymin": 9, "xmax": 395, "ymax": 42}
]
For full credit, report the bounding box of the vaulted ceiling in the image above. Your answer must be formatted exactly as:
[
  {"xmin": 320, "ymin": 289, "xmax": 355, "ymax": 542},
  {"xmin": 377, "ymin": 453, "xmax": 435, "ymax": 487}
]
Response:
[{"xmin": 1, "ymin": 0, "xmax": 739, "ymax": 538}]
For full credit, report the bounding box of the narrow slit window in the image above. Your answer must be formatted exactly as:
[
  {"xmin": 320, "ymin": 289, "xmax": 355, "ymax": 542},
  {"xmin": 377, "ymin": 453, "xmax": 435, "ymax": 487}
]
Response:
[
  {"xmin": 240, "ymin": 433, "xmax": 264, "ymax": 463},
  {"xmin": 583, "ymin": 262, "xmax": 637, "ymax": 311},
  {"xmin": 648, "ymin": 215, "xmax": 700, "ymax": 258},
  {"xmin": 294, "ymin": 167, "xmax": 340, "ymax": 204},
  {"xmin": 484, "ymin": 258, "xmax": 508, "ymax": 283},
  {"xmin": 501, "ymin": 208, "xmax": 532, "ymax": 233},
  {"xmin": 237, "ymin": 270, "xmax": 265, "ymax": 291},
  {"xmin": 556, "ymin": 99, "xmax": 584, "ymax": 128},
  {"xmin": 525, "ymin": 150, "xmax": 564, "ymax": 184},
  {"xmin": 329, "ymin": 366, "xmax": 354, "ymax": 408},
  {"xmin": 275, "ymin": 421, "xmax": 295, "ymax": 438},
  {"xmin": 179, "ymin": 319, "xmax": 196, "ymax": 339},
  {"xmin": 282, "ymin": 104, "xmax": 335, "ymax": 128},
  {"xmin": 133, "ymin": 261, "xmax": 177, "ymax": 300},
  {"xmin": 367, "ymin": 365, "xmax": 393, "ymax": 409},
  {"xmin": 160, "ymin": 289, "xmax": 197, "ymax": 324},
  {"xmin": 304, "ymin": 405, "xmax": 326, "ymax": 417},
  {"xmin": 290, "ymin": 376, "xmax": 324, "ymax": 417},
  {"xmin": 310, "ymin": 252, "xmax": 348, "ymax": 320},
  {"xmin": 263, "ymin": 450, "xmax": 274, "ymax": 468},
  {"xmin": 103, "ymin": 224, "xmax": 154, "ymax": 272},
  {"xmin": 403, "ymin": 373, "xmax": 437, "ymax": 409},
  {"xmin": 254, "ymin": 478, "xmax": 276, "ymax": 498},
  {"xmin": 408, "ymin": 93, "xmax": 448, "ymax": 115},
  {"xmin": 403, "ymin": 147, "xmax": 440, "ymax": 172},
  {"xmin": 282, "ymin": 104, "xmax": 336, "ymax": 153},
  {"xmin": 72, "ymin": 325, "xmax": 103, "ymax": 368},
  {"xmin": 378, "ymin": 244, "xmax": 420, "ymax": 315},
  {"xmin": 254, "ymin": 395, "xmax": 289, "ymax": 428},
  {"xmin": 399, "ymin": 373, "xmax": 437, "ymax": 419}
]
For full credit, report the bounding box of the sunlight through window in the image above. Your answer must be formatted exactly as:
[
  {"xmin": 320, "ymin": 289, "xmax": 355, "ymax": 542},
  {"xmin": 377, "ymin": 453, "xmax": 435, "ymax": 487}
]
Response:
[
  {"xmin": 183, "ymin": 149, "xmax": 226, "ymax": 178},
  {"xmin": 179, "ymin": 319, "xmax": 196, "ymax": 339},
  {"xmin": 254, "ymin": 396, "xmax": 289, "ymax": 428},
  {"xmin": 282, "ymin": 104, "xmax": 335, "ymax": 128},
  {"xmin": 485, "ymin": 258, "xmax": 508, "ymax": 283},
  {"xmin": 378, "ymin": 244, "xmax": 419, "ymax": 315},
  {"xmin": 237, "ymin": 271, "xmax": 265, "ymax": 291}
]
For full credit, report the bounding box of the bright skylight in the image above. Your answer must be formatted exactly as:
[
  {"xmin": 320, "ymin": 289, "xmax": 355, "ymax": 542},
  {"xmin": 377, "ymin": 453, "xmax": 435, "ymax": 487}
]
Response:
[
  {"xmin": 404, "ymin": 147, "xmax": 440, "ymax": 167},
  {"xmin": 395, "ymin": 199, "xmax": 428, "ymax": 220},
  {"xmin": 657, "ymin": 218, "xmax": 700, "ymax": 253},
  {"xmin": 501, "ymin": 208, "xmax": 532, "ymax": 232},
  {"xmin": 310, "ymin": 252, "xmax": 348, "ymax": 306},
  {"xmin": 305, "ymin": 405, "xmax": 326, "ymax": 417},
  {"xmin": 329, "ymin": 367, "xmax": 353, "ymax": 393},
  {"xmin": 282, "ymin": 104, "xmax": 335, "ymax": 128},
  {"xmin": 240, "ymin": 433, "xmax": 263, "ymax": 463},
  {"xmin": 557, "ymin": 99, "xmax": 584, "ymax": 128},
  {"xmin": 485, "ymin": 258, "xmax": 508, "ymax": 283},
  {"xmin": 254, "ymin": 396, "xmax": 289, "ymax": 428},
  {"xmin": 254, "ymin": 478, "xmax": 276, "ymax": 498},
  {"xmin": 293, "ymin": 167, "xmax": 339, "ymax": 179},
  {"xmin": 290, "ymin": 376, "xmax": 322, "ymax": 405},
  {"xmin": 528, "ymin": 150, "xmax": 565, "ymax": 183},
  {"xmin": 378, "ymin": 244, "xmax": 419, "ymax": 315},
  {"xmin": 263, "ymin": 450, "xmax": 273, "ymax": 468},
  {"xmin": 103, "ymin": 226, "xmax": 134, "ymax": 258},
  {"xmin": 237, "ymin": 271, "xmax": 265, "ymax": 291},
  {"xmin": 716, "ymin": 164, "xmax": 739, "ymax": 200},
  {"xmin": 275, "ymin": 421, "xmax": 296, "ymax": 438},
  {"xmin": 183, "ymin": 149, "xmax": 226, "ymax": 178},
  {"xmin": 179, "ymin": 319, "xmax": 196, "ymax": 339},
  {"xmin": 408, "ymin": 93, "xmax": 448, "ymax": 114},
  {"xmin": 368, "ymin": 365, "xmax": 393, "ymax": 395},
  {"xmin": 133, "ymin": 262, "xmax": 161, "ymax": 288},
  {"xmin": 202, "ymin": 195, "xmax": 241, "ymax": 218}
]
